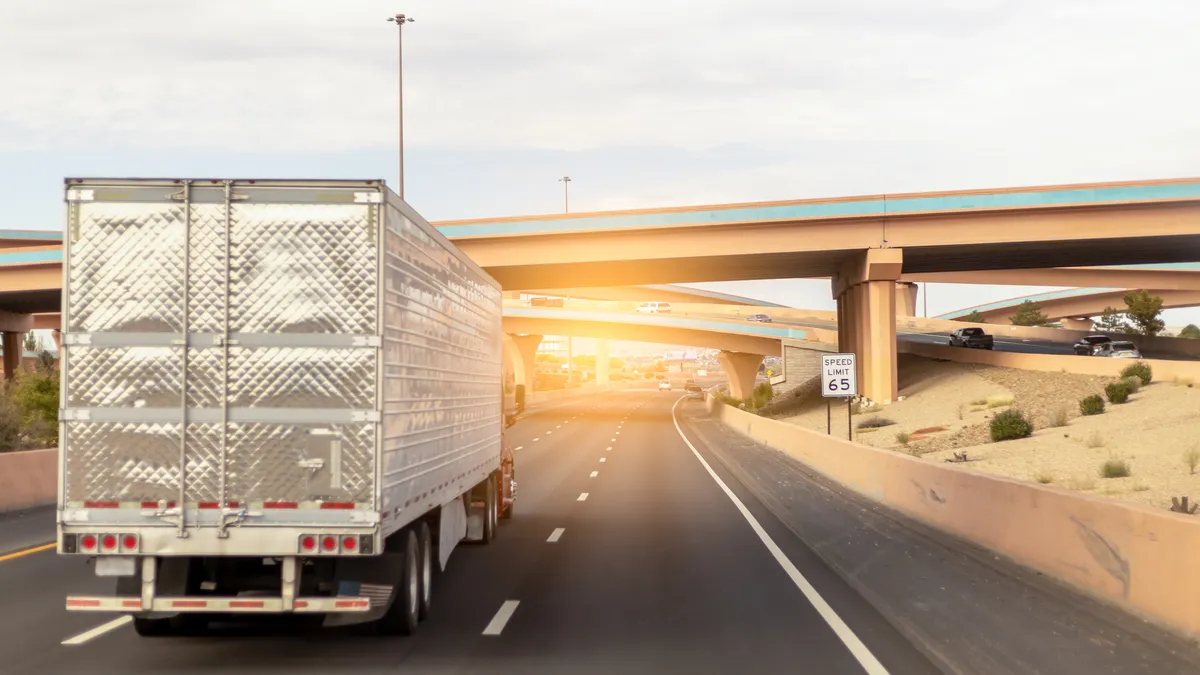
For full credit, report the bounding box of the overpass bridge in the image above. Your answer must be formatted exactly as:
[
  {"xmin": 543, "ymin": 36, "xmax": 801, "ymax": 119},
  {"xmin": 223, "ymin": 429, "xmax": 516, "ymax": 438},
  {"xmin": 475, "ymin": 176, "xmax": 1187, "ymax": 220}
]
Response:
[
  {"xmin": 937, "ymin": 285, "xmax": 1200, "ymax": 326},
  {"xmin": 7, "ymin": 176, "xmax": 1200, "ymax": 403}
]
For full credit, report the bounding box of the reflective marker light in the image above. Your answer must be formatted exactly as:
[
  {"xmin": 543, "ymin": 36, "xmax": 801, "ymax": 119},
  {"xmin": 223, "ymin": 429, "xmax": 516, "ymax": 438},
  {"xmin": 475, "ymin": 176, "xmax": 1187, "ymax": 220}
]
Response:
[
  {"xmin": 321, "ymin": 536, "xmax": 338, "ymax": 552},
  {"xmin": 101, "ymin": 535, "xmax": 118, "ymax": 551},
  {"xmin": 121, "ymin": 534, "xmax": 139, "ymax": 552},
  {"xmin": 342, "ymin": 535, "xmax": 357, "ymax": 551},
  {"xmin": 80, "ymin": 534, "xmax": 97, "ymax": 552},
  {"xmin": 300, "ymin": 536, "xmax": 316, "ymax": 552}
]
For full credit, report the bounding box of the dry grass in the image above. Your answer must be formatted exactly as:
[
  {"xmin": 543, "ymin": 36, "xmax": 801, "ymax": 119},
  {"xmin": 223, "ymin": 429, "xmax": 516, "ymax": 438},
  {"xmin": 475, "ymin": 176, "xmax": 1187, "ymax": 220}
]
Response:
[
  {"xmin": 986, "ymin": 394, "xmax": 1015, "ymax": 409},
  {"xmin": 1046, "ymin": 404, "xmax": 1070, "ymax": 428},
  {"xmin": 1085, "ymin": 431, "xmax": 1105, "ymax": 449},
  {"xmin": 1035, "ymin": 472, "xmax": 1054, "ymax": 484}
]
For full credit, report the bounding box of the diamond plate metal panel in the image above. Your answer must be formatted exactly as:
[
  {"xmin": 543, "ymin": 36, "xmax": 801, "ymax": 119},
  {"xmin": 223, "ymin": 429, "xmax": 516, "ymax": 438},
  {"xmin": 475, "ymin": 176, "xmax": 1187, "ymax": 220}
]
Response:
[
  {"xmin": 66, "ymin": 346, "xmax": 181, "ymax": 408},
  {"xmin": 67, "ymin": 202, "xmax": 186, "ymax": 333},
  {"xmin": 64, "ymin": 421, "xmax": 182, "ymax": 503},
  {"xmin": 227, "ymin": 423, "xmax": 375, "ymax": 503},
  {"xmin": 186, "ymin": 204, "xmax": 229, "ymax": 333},
  {"xmin": 228, "ymin": 204, "xmax": 377, "ymax": 335},
  {"xmin": 228, "ymin": 347, "xmax": 376, "ymax": 409}
]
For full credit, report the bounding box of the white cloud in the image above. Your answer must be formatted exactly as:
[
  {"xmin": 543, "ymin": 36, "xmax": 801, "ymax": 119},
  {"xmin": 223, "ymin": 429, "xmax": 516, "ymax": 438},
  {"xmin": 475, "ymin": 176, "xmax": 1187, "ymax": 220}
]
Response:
[{"xmin": 3, "ymin": 0, "xmax": 1198, "ymax": 161}]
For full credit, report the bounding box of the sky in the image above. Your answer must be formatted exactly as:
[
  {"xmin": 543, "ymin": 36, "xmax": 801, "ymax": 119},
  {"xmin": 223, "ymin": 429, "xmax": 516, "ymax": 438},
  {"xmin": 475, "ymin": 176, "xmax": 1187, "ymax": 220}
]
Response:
[{"xmin": 2, "ymin": 0, "xmax": 1199, "ymax": 328}]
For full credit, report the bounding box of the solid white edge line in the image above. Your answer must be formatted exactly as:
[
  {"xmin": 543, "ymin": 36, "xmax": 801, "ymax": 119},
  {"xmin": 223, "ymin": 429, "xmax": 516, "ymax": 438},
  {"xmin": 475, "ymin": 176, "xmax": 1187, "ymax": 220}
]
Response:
[
  {"xmin": 547, "ymin": 528, "xmax": 565, "ymax": 543},
  {"xmin": 577, "ymin": 492, "xmax": 589, "ymax": 501},
  {"xmin": 590, "ymin": 470, "xmax": 599, "ymax": 478},
  {"xmin": 670, "ymin": 397, "xmax": 890, "ymax": 675},
  {"xmin": 62, "ymin": 616, "xmax": 132, "ymax": 645},
  {"xmin": 482, "ymin": 600, "xmax": 521, "ymax": 635}
]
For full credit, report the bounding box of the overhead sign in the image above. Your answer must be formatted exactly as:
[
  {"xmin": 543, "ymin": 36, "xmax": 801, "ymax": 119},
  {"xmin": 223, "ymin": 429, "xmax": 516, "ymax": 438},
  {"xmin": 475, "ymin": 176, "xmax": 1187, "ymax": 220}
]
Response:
[{"xmin": 821, "ymin": 353, "xmax": 857, "ymax": 398}]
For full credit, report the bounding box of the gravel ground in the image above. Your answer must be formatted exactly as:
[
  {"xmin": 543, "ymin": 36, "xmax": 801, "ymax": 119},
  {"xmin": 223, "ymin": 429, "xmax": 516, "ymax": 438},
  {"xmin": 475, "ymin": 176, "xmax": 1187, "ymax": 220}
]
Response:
[{"xmin": 775, "ymin": 355, "xmax": 1200, "ymax": 511}]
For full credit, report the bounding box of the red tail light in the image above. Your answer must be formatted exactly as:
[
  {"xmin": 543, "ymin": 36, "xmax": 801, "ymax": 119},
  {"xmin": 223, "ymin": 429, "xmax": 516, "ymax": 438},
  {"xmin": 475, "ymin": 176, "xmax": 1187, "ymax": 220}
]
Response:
[
  {"xmin": 321, "ymin": 536, "xmax": 338, "ymax": 552},
  {"xmin": 342, "ymin": 536, "xmax": 357, "ymax": 551},
  {"xmin": 121, "ymin": 534, "xmax": 139, "ymax": 553},
  {"xmin": 300, "ymin": 536, "xmax": 316, "ymax": 552},
  {"xmin": 80, "ymin": 534, "xmax": 98, "ymax": 552},
  {"xmin": 101, "ymin": 535, "xmax": 118, "ymax": 551}
]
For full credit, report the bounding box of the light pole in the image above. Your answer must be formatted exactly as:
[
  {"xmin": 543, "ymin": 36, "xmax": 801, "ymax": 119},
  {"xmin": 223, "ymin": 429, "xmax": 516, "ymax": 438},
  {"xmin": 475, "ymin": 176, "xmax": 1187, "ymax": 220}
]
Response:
[
  {"xmin": 558, "ymin": 176, "xmax": 571, "ymax": 213},
  {"xmin": 387, "ymin": 13, "xmax": 415, "ymax": 200},
  {"xmin": 923, "ymin": 283, "xmax": 928, "ymax": 318}
]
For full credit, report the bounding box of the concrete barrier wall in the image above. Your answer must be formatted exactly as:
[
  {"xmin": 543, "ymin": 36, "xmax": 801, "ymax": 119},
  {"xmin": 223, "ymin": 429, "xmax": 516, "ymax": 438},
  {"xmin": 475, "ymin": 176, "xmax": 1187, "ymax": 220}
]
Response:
[
  {"xmin": 900, "ymin": 341, "xmax": 1200, "ymax": 381},
  {"xmin": 706, "ymin": 397, "xmax": 1200, "ymax": 639},
  {"xmin": 0, "ymin": 448, "xmax": 56, "ymax": 513}
]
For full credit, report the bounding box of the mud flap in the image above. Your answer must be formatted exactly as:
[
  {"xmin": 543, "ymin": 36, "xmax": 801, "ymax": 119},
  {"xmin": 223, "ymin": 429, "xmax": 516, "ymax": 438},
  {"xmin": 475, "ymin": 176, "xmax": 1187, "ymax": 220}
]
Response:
[{"xmin": 323, "ymin": 554, "xmax": 405, "ymax": 628}]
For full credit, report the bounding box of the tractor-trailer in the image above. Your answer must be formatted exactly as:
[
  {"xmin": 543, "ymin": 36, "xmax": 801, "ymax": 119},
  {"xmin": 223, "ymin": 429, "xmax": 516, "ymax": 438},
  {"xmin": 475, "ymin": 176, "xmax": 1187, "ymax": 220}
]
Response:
[{"xmin": 57, "ymin": 178, "xmax": 517, "ymax": 636}]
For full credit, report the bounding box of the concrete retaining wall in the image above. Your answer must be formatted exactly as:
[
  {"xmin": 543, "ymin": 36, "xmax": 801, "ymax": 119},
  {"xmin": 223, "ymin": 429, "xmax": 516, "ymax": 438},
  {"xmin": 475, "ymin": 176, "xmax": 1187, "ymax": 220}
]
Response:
[
  {"xmin": 706, "ymin": 397, "xmax": 1200, "ymax": 639},
  {"xmin": 900, "ymin": 341, "xmax": 1200, "ymax": 381},
  {"xmin": 0, "ymin": 448, "xmax": 56, "ymax": 513}
]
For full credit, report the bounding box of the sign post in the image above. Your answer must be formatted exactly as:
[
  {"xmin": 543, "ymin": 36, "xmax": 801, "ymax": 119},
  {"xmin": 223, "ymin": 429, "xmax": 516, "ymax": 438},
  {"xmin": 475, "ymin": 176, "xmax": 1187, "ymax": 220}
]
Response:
[{"xmin": 821, "ymin": 353, "xmax": 858, "ymax": 440}]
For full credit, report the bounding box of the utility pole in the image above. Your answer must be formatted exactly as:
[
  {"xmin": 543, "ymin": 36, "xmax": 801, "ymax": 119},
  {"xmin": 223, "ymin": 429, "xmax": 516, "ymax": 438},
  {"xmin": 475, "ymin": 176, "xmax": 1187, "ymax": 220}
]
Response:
[
  {"xmin": 923, "ymin": 283, "xmax": 928, "ymax": 318},
  {"xmin": 559, "ymin": 176, "xmax": 571, "ymax": 213},
  {"xmin": 387, "ymin": 13, "xmax": 415, "ymax": 199}
]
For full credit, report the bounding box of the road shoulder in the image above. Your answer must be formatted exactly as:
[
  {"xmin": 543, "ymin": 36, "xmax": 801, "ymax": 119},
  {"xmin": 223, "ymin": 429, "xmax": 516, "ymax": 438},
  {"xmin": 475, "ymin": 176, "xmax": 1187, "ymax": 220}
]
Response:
[{"xmin": 678, "ymin": 405, "xmax": 1200, "ymax": 675}]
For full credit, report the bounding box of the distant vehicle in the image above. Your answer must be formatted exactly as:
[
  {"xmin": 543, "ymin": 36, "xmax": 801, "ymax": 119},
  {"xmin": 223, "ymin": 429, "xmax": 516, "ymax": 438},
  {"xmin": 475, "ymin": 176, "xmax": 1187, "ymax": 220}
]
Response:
[
  {"xmin": 685, "ymin": 384, "xmax": 704, "ymax": 401},
  {"xmin": 1073, "ymin": 335, "xmax": 1113, "ymax": 356},
  {"xmin": 948, "ymin": 327, "xmax": 994, "ymax": 350},
  {"xmin": 658, "ymin": 380, "xmax": 672, "ymax": 391},
  {"xmin": 697, "ymin": 369, "xmax": 708, "ymax": 377},
  {"xmin": 1107, "ymin": 341, "xmax": 1142, "ymax": 359},
  {"xmin": 636, "ymin": 302, "xmax": 672, "ymax": 314},
  {"xmin": 746, "ymin": 314, "xmax": 771, "ymax": 323}
]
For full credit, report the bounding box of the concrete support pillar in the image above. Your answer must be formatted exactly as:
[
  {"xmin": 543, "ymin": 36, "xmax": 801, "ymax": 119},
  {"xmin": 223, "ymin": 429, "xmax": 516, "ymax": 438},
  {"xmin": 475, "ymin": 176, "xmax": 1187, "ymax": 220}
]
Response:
[
  {"xmin": 832, "ymin": 248, "xmax": 903, "ymax": 405},
  {"xmin": 594, "ymin": 338, "xmax": 611, "ymax": 387},
  {"xmin": 2, "ymin": 332, "xmax": 22, "ymax": 380},
  {"xmin": 717, "ymin": 350, "xmax": 764, "ymax": 401},
  {"xmin": 895, "ymin": 282, "xmax": 918, "ymax": 317},
  {"xmin": 506, "ymin": 334, "xmax": 543, "ymax": 390}
]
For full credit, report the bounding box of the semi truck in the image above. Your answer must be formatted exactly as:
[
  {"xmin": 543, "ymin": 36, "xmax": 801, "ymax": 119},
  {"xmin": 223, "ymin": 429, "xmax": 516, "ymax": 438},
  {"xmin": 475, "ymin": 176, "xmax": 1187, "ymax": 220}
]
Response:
[{"xmin": 57, "ymin": 178, "xmax": 517, "ymax": 637}]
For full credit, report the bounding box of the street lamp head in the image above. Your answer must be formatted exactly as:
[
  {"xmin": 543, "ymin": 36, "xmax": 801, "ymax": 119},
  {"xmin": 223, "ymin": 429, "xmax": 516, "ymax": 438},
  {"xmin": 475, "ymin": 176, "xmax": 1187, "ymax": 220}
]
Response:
[{"xmin": 388, "ymin": 14, "xmax": 414, "ymax": 24}]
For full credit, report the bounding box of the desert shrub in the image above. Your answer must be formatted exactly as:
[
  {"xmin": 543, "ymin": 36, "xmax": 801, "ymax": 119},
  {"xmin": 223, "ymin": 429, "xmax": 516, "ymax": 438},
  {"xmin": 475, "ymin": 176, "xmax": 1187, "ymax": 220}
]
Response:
[
  {"xmin": 1105, "ymin": 381, "xmax": 1131, "ymax": 404},
  {"xmin": 1120, "ymin": 361, "xmax": 1152, "ymax": 386},
  {"xmin": 1079, "ymin": 394, "xmax": 1105, "ymax": 416},
  {"xmin": 990, "ymin": 409, "xmax": 1033, "ymax": 442},
  {"xmin": 11, "ymin": 367, "xmax": 58, "ymax": 448},
  {"xmin": 856, "ymin": 416, "xmax": 896, "ymax": 430},
  {"xmin": 751, "ymin": 382, "xmax": 774, "ymax": 408},
  {"xmin": 895, "ymin": 430, "xmax": 911, "ymax": 446},
  {"xmin": 1085, "ymin": 431, "xmax": 1105, "ymax": 449},
  {"xmin": 1121, "ymin": 376, "xmax": 1142, "ymax": 394},
  {"xmin": 1046, "ymin": 405, "xmax": 1070, "ymax": 428},
  {"xmin": 1185, "ymin": 447, "xmax": 1200, "ymax": 475},
  {"xmin": 1034, "ymin": 472, "xmax": 1054, "ymax": 484},
  {"xmin": 1101, "ymin": 457, "xmax": 1132, "ymax": 479}
]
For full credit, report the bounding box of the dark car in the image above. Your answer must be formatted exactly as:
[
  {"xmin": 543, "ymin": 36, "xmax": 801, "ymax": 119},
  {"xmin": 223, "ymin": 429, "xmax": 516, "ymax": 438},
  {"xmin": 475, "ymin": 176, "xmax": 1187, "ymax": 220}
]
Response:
[
  {"xmin": 1073, "ymin": 335, "xmax": 1113, "ymax": 356},
  {"xmin": 746, "ymin": 314, "xmax": 771, "ymax": 323},
  {"xmin": 948, "ymin": 327, "xmax": 994, "ymax": 349}
]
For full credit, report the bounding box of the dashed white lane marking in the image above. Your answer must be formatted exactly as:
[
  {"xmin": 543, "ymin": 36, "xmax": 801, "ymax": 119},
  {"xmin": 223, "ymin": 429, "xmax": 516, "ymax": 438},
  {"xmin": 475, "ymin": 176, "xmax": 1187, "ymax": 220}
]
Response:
[
  {"xmin": 482, "ymin": 600, "xmax": 521, "ymax": 636},
  {"xmin": 600, "ymin": 457, "xmax": 606, "ymax": 463},
  {"xmin": 533, "ymin": 438, "xmax": 540, "ymax": 442},
  {"xmin": 515, "ymin": 446, "xmax": 524, "ymax": 451},
  {"xmin": 62, "ymin": 616, "xmax": 132, "ymax": 645},
  {"xmin": 616, "ymin": 431, "xmax": 620, "ymax": 435},
  {"xmin": 590, "ymin": 470, "xmax": 599, "ymax": 478},
  {"xmin": 547, "ymin": 528, "xmax": 565, "ymax": 543},
  {"xmin": 669, "ymin": 398, "xmax": 891, "ymax": 675},
  {"xmin": 610, "ymin": 437, "xmax": 616, "ymax": 442},
  {"xmin": 577, "ymin": 492, "xmax": 589, "ymax": 501},
  {"xmin": 606, "ymin": 446, "xmax": 613, "ymax": 451},
  {"xmin": 556, "ymin": 425, "xmax": 561, "ymax": 429}
]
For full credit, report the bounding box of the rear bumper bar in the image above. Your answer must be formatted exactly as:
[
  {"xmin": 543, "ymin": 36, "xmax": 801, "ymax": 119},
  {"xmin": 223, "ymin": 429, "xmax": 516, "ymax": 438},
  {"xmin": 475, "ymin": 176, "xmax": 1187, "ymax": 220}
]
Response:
[{"xmin": 65, "ymin": 595, "xmax": 371, "ymax": 614}]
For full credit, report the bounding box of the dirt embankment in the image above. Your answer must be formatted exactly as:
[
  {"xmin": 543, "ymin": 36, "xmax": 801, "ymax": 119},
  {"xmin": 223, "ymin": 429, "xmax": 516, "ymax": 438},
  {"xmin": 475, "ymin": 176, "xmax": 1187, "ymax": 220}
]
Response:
[{"xmin": 775, "ymin": 354, "xmax": 1200, "ymax": 511}]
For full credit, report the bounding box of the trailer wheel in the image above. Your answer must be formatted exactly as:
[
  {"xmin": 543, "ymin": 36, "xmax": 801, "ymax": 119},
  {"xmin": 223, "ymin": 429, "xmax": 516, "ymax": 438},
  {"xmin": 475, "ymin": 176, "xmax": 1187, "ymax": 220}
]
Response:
[
  {"xmin": 131, "ymin": 617, "xmax": 174, "ymax": 637},
  {"xmin": 500, "ymin": 471, "xmax": 514, "ymax": 520},
  {"xmin": 375, "ymin": 529, "xmax": 420, "ymax": 636},
  {"xmin": 417, "ymin": 521, "xmax": 434, "ymax": 620}
]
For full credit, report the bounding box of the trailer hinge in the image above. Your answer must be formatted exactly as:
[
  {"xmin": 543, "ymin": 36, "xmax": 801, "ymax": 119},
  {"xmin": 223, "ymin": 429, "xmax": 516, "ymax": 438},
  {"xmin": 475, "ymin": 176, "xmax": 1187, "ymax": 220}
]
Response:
[
  {"xmin": 63, "ymin": 333, "xmax": 92, "ymax": 346},
  {"xmin": 350, "ymin": 411, "xmax": 382, "ymax": 423},
  {"xmin": 66, "ymin": 189, "xmax": 95, "ymax": 202},
  {"xmin": 354, "ymin": 191, "xmax": 383, "ymax": 204},
  {"xmin": 352, "ymin": 336, "xmax": 382, "ymax": 348},
  {"xmin": 59, "ymin": 409, "xmax": 91, "ymax": 422}
]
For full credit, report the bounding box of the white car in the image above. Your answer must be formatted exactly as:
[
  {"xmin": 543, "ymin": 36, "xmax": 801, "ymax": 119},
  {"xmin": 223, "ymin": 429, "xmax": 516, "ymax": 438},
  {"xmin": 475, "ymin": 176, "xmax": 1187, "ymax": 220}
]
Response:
[{"xmin": 658, "ymin": 380, "xmax": 672, "ymax": 391}]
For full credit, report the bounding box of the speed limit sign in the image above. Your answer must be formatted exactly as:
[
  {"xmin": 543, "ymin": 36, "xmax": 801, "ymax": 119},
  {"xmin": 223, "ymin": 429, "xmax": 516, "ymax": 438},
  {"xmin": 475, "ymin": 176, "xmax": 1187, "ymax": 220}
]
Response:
[{"xmin": 821, "ymin": 353, "xmax": 858, "ymax": 398}]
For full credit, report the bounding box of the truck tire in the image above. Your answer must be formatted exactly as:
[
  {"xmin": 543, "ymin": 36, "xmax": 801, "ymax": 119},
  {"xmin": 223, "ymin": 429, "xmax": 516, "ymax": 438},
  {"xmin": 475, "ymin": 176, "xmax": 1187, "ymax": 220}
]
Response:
[
  {"xmin": 375, "ymin": 530, "xmax": 420, "ymax": 636},
  {"xmin": 500, "ymin": 472, "xmax": 514, "ymax": 521},
  {"xmin": 132, "ymin": 617, "xmax": 174, "ymax": 637},
  {"xmin": 417, "ymin": 521, "xmax": 434, "ymax": 620}
]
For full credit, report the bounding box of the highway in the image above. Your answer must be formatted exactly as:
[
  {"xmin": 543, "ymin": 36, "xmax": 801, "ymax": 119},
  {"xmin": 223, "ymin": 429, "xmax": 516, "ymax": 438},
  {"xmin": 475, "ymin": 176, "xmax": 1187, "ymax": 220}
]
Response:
[{"xmin": 3, "ymin": 390, "xmax": 1199, "ymax": 674}]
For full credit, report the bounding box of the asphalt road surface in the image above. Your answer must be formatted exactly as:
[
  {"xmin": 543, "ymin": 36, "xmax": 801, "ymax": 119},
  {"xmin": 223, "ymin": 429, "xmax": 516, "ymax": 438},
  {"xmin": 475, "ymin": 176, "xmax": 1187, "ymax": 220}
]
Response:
[{"xmin": 2, "ymin": 391, "xmax": 1198, "ymax": 675}]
